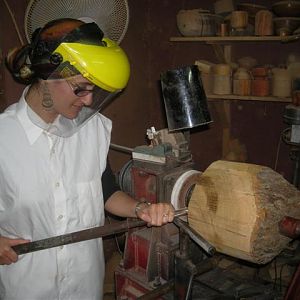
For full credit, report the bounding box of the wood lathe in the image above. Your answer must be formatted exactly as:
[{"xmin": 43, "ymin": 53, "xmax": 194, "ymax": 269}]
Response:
[{"xmin": 111, "ymin": 128, "xmax": 300, "ymax": 300}]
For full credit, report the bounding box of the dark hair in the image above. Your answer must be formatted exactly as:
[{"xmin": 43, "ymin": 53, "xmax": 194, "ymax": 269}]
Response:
[{"xmin": 5, "ymin": 18, "xmax": 85, "ymax": 85}]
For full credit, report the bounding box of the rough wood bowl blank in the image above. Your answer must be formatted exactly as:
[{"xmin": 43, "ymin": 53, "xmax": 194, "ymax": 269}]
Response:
[{"xmin": 177, "ymin": 9, "xmax": 223, "ymax": 36}]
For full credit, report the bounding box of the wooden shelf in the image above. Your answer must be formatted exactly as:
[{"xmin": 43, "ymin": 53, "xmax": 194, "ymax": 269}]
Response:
[
  {"xmin": 170, "ymin": 35, "xmax": 298, "ymax": 43},
  {"xmin": 207, "ymin": 94, "xmax": 292, "ymax": 103}
]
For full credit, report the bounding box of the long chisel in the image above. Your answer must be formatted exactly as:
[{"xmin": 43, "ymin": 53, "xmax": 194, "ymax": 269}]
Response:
[{"xmin": 12, "ymin": 208, "xmax": 191, "ymax": 255}]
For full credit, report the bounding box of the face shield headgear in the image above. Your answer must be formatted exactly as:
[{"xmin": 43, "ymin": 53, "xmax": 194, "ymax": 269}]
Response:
[{"xmin": 27, "ymin": 19, "xmax": 130, "ymax": 137}]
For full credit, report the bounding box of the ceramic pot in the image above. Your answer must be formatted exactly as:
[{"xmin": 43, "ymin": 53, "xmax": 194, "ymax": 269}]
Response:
[
  {"xmin": 230, "ymin": 11, "xmax": 248, "ymax": 30},
  {"xmin": 233, "ymin": 68, "xmax": 251, "ymax": 96},
  {"xmin": 255, "ymin": 10, "xmax": 273, "ymax": 36},
  {"xmin": 213, "ymin": 64, "xmax": 232, "ymax": 95},
  {"xmin": 272, "ymin": 68, "xmax": 291, "ymax": 97}
]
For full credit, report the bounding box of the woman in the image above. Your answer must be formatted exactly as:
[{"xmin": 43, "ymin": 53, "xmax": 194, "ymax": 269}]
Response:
[{"xmin": 0, "ymin": 18, "xmax": 174, "ymax": 299}]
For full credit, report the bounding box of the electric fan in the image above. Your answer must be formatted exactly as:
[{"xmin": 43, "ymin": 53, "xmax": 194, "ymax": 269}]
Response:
[{"xmin": 24, "ymin": 0, "xmax": 129, "ymax": 44}]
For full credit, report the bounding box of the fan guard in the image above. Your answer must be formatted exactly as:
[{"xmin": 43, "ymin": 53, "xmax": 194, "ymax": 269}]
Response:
[{"xmin": 24, "ymin": 0, "xmax": 129, "ymax": 44}]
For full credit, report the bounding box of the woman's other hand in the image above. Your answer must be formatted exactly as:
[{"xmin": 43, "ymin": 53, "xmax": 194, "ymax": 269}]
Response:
[
  {"xmin": 0, "ymin": 236, "xmax": 30, "ymax": 265},
  {"xmin": 136, "ymin": 202, "xmax": 175, "ymax": 226}
]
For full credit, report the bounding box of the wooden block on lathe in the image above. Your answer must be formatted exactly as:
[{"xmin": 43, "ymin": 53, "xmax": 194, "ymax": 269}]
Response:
[{"xmin": 188, "ymin": 160, "xmax": 300, "ymax": 264}]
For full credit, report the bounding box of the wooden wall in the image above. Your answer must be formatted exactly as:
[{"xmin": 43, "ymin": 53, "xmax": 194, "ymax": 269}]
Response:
[{"xmin": 0, "ymin": 0, "xmax": 297, "ymax": 184}]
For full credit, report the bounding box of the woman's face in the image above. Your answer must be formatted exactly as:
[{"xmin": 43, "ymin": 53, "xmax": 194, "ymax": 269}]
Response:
[{"xmin": 47, "ymin": 75, "xmax": 94, "ymax": 120}]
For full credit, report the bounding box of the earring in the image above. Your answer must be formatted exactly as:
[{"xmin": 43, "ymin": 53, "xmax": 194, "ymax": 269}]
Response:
[
  {"xmin": 20, "ymin": 65, "xmax": 33, "ymax": 79},
  {"xmin": 42, "ymin": 83, "xmax": 53, "ymax": 110}
]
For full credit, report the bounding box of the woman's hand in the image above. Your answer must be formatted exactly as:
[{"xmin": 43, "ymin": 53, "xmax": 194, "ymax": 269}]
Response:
[
  {"xmin": 0, "ymin": 236, "xmax": 30, "ymax": 265},
  {"xmin": 136, "ymin": 202, "xmax": 175, "ymax": 226}
]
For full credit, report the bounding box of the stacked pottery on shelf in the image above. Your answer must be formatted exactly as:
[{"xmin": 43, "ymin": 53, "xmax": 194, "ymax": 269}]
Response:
[
  {"xmin": 233, "ymin": 68, "xmax": 251, "ymax": 96},
  {"xmin": 174, "ymin": 3, "xmax": 299, "ymax": 101},
  {"xmin": 251, "ymin": 66, "xmax": 271, "ymax": 97},
  {"xmin": 236, "ymin": 3, "xmax": 267, "ymax": 26},
  {"xmin": 195, "ymin": 60, "xmax": 215, "ymax": 94},
  {"xmin": 214, "ymin": 0, "xmax": 234, "ymax": 35},
  {"xmin": 271, "ymin": 68, "xmax": 292, "ymax": 98},
  {"xmin": 272, "ymin": 1, "xmax": 300, "ymax": 36},
  {"xmin": 176, "ymin": 9, "xmax": 224, "ymax": 36},
  {"xmin": 230, "ymin": 10, "xmax": 249, "ymax": 35},
  {"xmin": 255, "ymin": 10, "xmax": 274, "ymax": 36},
  {"xmin": 212, "ymin": 64, "xmax": 232, "ymax": 95}
]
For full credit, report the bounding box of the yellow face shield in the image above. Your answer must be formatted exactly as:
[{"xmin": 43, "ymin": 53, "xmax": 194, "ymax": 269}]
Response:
[
  {"xmin": 30, "ymin": 21, "xmax": 130, "ymax": 91},
  {"xmin": 55, "ymin": 38, "xmax": 130, "ymax": 93}
]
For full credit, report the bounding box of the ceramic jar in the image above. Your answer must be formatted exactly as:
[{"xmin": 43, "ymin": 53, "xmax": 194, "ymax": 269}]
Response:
[
  {"xmin": 255, "ymin": 10, "xmax": 273, "ymax": 36},
  {"xmin": 251, "ymin": 66, "xmax": 270, "ymax": 96},
  {"xmin": 213, "ymin": 64, "xmax": 232, "ymax": 95},
  {"xmin": 233, "ymin": 68, "xmax": 251, "ymax": 96},
  {"xmin": 195, "ymin": 60, "xmax": 215, "ymax": 94},
  {"xmin": 230, "ymin": 10, "xmax": 248, "ymax": 34},
  {"xmin": 272, "ymin": 68, "xmax": 291, "ymax": 98}
]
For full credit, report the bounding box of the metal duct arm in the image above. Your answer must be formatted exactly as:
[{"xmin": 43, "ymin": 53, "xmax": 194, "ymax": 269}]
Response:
[{"xmin": 110, "ymin": 143, "xmax": 133, "ymax": 153}]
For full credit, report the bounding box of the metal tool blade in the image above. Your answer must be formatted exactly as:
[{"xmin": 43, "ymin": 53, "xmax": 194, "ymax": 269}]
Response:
[
  {"xmin": 12, "ymin": 208, "xmax": 189, "ymax": 255},
  {"xmin": 173, "ymin": 217, "xmax": 216, "ymax": 255}
]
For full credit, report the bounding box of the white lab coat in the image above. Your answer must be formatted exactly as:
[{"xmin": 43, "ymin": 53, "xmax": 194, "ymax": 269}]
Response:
[{"xmin": 0, "ymin": 87, "xmax": 112, "ymax": 300}]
